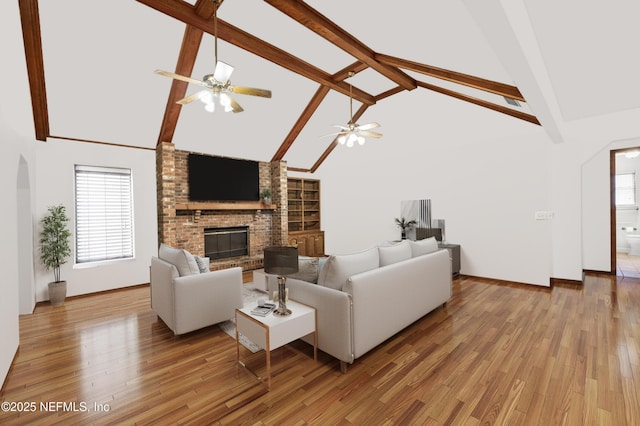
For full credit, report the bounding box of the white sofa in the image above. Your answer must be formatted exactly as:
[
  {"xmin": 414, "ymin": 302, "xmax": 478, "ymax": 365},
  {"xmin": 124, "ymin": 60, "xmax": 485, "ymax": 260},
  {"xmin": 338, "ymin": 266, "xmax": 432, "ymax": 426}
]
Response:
[
  {"xmin": 266, "ymin": 238, "xmax": 452, "ymax": 371},
  {"xmin": 150, "ymin": 244, "xmax": 243, "ymax": 335}
]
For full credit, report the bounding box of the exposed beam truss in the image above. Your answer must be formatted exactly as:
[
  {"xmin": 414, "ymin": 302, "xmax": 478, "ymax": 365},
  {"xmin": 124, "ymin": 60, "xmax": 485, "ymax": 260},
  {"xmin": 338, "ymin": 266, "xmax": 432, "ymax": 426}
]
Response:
[
  {"xmin": 157, "ymin": 0, "xmax": 217, "ymax": 145},
  {"xmin": 18, "ymin": 0, "xmax": 49, "ymax": 141},
  {"xmin": 136, "ymin": 0, "xmax": 376, "ymax": 106},
  {"xmin": 376, "ymin": 53, "xmax": 525, "ymax": 101},
  {"xmin": 19, "ymin": 0, "xmax": 541, "ymax": 173},
  {"xmin": 264, "ymin": 0, "xmax": 417, "ymax": 91}
]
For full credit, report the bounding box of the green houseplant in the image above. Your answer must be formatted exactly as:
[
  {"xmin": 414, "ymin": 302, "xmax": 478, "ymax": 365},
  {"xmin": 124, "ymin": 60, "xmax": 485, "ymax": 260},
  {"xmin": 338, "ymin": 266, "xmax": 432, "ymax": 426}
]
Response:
[
  {"xmin": 394, "ymin": 217, "xmax": 417, "ymax": 240},
  {"xmin": 40, "ymin": 204, "xmax": 72, "ymax": 306},
  {"xmin": 260, "ymin": 188, "xmax": 273, "ymax": 205}
]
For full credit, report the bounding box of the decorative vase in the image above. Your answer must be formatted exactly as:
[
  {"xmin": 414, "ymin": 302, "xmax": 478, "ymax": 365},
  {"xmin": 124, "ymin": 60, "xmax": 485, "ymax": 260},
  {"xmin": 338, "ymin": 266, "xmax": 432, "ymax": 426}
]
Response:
[
  {"xmin": 263, "ymin": 197, "xmax": 272, "ymax": 205},
  {"xmin": 48, "ymin": 281, "xmax": 67, "ymax": 306},
  {"xmin": 401, "ymin": 230, "xmax": 406, "ymax": 240}
]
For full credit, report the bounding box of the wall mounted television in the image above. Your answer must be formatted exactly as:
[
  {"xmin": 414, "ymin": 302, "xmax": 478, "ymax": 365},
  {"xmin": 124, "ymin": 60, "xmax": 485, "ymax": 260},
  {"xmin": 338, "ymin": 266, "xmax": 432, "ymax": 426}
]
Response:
[{"xmin": 188, "ymin": 153, "xmax": 260, "ymax": 201}]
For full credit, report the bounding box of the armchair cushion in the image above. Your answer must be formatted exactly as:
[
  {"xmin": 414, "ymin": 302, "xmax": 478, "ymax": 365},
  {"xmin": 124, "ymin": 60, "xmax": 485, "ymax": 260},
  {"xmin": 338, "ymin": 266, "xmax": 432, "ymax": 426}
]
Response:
[
  {"xmin": 159, "ymin": 243, "xmax": 200, "ymax": 276},
  {"xmin": 194, "ymin": 255, "xmax": 210, "ymax": 273}
]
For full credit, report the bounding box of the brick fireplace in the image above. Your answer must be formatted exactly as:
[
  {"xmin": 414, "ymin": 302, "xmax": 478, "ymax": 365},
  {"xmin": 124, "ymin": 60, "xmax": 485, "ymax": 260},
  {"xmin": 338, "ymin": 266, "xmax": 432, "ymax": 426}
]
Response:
[{"xmin": 156, "ymin": 142, "xmax": 288, "ymax": 271}]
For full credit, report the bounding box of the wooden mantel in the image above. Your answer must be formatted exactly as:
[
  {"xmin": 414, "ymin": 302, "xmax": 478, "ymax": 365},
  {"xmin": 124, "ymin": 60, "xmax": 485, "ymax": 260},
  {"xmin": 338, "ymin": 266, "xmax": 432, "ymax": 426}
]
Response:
[{"xmin": 175, "ymin": 201, "xmax": 276, "ymax": 211}]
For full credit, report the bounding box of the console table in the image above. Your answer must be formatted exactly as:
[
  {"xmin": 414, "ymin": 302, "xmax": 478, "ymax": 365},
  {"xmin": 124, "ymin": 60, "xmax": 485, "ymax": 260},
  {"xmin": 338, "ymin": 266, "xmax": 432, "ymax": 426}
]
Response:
[{"xmin": 438, "ymin": 243, "xmax": 460, "ymax": 277}]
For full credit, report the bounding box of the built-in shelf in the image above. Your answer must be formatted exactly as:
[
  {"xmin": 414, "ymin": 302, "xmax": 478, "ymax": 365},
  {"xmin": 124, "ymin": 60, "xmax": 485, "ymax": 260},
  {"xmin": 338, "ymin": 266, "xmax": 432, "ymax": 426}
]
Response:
[{"xmin": 175, "ymin": 202, "xmax": 276, "ymax": 211}]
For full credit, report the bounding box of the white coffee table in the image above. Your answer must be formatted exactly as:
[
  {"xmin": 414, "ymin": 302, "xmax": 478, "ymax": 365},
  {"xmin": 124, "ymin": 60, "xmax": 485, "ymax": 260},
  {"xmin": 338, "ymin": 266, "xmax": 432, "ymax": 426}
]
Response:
[{"xmin": 235, "ymin": 300, "xmax": 317, "ymax": 390}]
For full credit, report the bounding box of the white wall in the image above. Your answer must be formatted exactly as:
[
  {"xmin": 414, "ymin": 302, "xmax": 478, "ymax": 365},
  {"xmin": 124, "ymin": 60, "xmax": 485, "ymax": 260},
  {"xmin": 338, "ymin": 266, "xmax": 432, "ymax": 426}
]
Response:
[
  {"xmin": 311, "ymin": 90, "xmax": 554, "ymax": 286},
  {"xmin": 34, "ymin": 139, "xmax": 158, "ymax": 301},
  {"xmin": 1, "ymin": 0, "xmax": 37, "ymax": 389}
]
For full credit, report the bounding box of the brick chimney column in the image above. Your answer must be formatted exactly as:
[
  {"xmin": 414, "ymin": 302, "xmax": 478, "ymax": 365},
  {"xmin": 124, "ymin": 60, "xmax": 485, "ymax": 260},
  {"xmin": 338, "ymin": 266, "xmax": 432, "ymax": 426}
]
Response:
[{"xmin": 156, "ymin": 141, "xmax": 176, "ymax": 247}]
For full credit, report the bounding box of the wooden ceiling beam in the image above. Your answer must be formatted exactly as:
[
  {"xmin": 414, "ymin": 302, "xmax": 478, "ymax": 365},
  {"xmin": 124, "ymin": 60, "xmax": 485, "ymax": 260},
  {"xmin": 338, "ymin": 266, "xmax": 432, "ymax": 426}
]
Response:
[
  {"xmin": 376, "ymin": 53, "xmax": 525, "ymax": 102},
  {"xmin": 136, "ymin": 0, "xmax": 376, "ymax": 105},
  {"xmin": 271, "ymin": 85, "xmax": 330, "ymax": 162},
  {"xmin": 264, "ymin": 0, "xmax": 417, "ymax": 91},
  {"xmin": 331, "ymin": 61, "xmax": 369, "ymax": 83},
  {"xmin": 416, "ymin": 80, "xmax": 540, "ymax": 125},
  {"xmin": 272, "ymin": 61, "xmax": 371, "ymax": 163},
  {"xmin": 376, "ymin": 86, "xmax": 405, "ymax": 102},
  {"xmin": 157, "ymin": 0, "xmax": 216, "ymax": 145},
  {"xmin": 18, "ymin": 0, "xmax": 49, "ymax": 141}
]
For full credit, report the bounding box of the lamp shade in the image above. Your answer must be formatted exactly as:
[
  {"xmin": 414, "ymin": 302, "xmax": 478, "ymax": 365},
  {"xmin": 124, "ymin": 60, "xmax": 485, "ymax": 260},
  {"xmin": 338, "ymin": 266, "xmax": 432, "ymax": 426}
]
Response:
[{"xmin": 263, "ymin": 246, "xmax": 299, "ymax": 276}]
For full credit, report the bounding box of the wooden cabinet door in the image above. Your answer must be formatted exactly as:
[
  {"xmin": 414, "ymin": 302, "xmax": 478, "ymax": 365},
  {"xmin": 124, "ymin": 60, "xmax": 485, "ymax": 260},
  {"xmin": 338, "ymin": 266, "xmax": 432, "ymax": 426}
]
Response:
[
  {"xmin": 289, "ymin": 235, "xmax": 307, "ymax": 256},
  {"xmin": 313, "ymin": 232, "xmax": 324, "ymax": 256}
]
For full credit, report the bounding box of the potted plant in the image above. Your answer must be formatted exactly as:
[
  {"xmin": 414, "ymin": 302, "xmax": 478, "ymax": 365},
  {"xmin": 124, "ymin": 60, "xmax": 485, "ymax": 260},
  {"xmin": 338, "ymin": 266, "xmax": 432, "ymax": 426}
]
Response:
[
  {"xmin": 395, "ymin": 217, "xmax": 417, "ymax": 240},
  {"xmin": 40, "ymin": 204, "xmax": 72, "ymax": 306},
  {"xmin": 260, "ymin": 188, "xmax": 273, "ymax": 205}
]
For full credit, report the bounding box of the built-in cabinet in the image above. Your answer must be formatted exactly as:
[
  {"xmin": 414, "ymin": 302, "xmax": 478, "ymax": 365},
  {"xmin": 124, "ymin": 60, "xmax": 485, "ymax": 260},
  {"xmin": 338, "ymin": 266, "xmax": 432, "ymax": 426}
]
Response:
[{"xmin": 288, "ymin": 178, "xmax": 324, "ymax": 256}]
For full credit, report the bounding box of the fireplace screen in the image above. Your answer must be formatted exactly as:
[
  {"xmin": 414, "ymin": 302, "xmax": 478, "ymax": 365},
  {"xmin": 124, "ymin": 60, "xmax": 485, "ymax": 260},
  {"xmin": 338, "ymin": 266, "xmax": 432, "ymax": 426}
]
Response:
[{"xmin": 204, "ymin": 227, "xmax": 249, "ymax": 260}]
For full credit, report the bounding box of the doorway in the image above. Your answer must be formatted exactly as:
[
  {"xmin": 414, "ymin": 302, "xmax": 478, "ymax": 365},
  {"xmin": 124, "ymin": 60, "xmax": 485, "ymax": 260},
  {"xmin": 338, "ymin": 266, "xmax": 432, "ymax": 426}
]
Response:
[{"xmin": 612, "ymin": 147, "xmax": 640, "ymax": 278}]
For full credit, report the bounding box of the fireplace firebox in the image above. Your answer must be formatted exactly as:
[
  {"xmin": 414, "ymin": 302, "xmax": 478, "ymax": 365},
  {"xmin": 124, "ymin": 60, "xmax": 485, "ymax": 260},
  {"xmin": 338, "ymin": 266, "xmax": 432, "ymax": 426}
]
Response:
[{"xmin": 204, "ymin": 226, "xmax": 249, "ymax": 260}]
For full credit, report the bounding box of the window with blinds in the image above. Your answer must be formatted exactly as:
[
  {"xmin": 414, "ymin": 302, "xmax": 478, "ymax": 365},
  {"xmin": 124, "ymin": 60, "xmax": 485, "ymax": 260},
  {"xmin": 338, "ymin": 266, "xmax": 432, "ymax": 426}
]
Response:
[
  {"xmin": 615, "ymin": 172, "xmax": 636, "ymax": 206},
  {"xmin": 74, "ymin": 165, "xmax": 134, "ymax": 263}
]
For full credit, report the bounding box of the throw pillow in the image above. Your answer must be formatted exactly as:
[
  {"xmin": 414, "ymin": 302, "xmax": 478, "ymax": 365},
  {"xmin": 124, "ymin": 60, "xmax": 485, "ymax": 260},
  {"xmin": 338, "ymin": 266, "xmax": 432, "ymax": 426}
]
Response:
[
  {"xmin": 194, "ymin": 256, "xmax": 210, "ymax": 273},
  {"xmin": 378, "ymin": 240, "xmax": 412, "ymax": 266},
  {"xmin": 159, "ymin": 244, "xmax": 200, "ymax": 276},
  {"xmin": 318, "ymin": 246, "xmax": 379, "ymax": 291},
  {"xmin": 288, "ymin": 256, "xmax": 319, "ymax": 283},
  {"xmin": 408, "ymin": 237, "xmax": 439, "ymax": 257}
]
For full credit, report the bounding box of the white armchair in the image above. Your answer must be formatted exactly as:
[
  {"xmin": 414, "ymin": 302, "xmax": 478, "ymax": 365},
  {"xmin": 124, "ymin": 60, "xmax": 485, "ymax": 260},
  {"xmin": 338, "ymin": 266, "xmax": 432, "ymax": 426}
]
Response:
[{"xmin": 150, "ymin": 256, "xmax": 243, "ymax": 335}]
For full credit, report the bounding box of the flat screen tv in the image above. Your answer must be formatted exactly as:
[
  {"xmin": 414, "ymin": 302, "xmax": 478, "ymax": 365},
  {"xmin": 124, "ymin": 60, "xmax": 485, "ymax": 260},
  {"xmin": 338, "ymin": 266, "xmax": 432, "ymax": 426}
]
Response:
[{"xmin": 188, "ymin": 154, "xmax": 260, "ymax": 201}]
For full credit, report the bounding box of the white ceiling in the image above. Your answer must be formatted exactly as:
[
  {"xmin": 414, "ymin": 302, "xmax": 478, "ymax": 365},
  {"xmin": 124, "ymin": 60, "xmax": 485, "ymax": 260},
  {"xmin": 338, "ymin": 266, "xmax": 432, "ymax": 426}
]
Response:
[{"xmin": 33, "ymin": 0, "xmax": 640, "ymax": 167}]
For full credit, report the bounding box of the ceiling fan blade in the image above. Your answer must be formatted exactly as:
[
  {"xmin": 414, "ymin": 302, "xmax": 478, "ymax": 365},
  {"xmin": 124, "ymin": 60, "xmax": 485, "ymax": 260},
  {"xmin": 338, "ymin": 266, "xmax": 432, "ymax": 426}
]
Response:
[
  {"xmin": 176, "ymin": 93, "xmax": 201, "ymax": 105},
  {"xmin": 332, "ymin": 124, "xmax": 350, "ymax": 130},
  {"xmin": 359, "ymin": 131, "xmax": 383, "ymax": 139},
  {"xmin": 229, "ymin": 86, "xmax": 272, "ymax": 98},
  {"xmin": 320, "ymin": 131, "xmax": 344, "ymax": 138},
  {"xmin": 154, "ymin": 69, "xmax": 207, "ymax": 87},
  {"xmin": 226, "ymin": 94, "xmax": 244, "ymax": 113},
  {"xmin": 357, "ymin": 122, "xmax": 380, "ymax": 131},
  {"xmin": 213, "ymin": 61, "xmax": 234, "ymax": 83}
]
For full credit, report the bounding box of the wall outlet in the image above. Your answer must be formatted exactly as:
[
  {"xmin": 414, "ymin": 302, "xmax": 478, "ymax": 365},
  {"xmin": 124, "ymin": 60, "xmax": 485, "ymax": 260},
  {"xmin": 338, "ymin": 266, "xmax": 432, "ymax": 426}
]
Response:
[{"xmin": 535, "ymin": 211, "xmax": 554, "ymax": 220}]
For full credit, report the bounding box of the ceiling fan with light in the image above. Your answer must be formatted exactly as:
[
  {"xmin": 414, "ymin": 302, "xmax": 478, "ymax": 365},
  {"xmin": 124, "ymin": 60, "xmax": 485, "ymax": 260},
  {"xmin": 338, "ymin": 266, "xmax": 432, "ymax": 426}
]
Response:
[
  {"xmin": 323, "ymin": 71, "xmax": 382, "ymax": 147},
  {"xmin": 154, "ymin": 0, "xmax": 271, "ymax": 113}
]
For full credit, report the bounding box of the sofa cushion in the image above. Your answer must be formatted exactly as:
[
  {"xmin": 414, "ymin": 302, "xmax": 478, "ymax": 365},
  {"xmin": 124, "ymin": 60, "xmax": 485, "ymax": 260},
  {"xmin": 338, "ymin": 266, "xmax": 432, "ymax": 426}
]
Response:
[
  {"xmin": 194, "ymin": 256, "xmax": 210, "ymax": 273},
  {"xmin": 318, "ymin": 247, "xmax": 379, "ymax": 291},
  {"xmin": 378, "ymin": 240, "xmax": 412, "ymax": 266},
  {"xmin": 159, "ymin": 244, "xmax": 200, "ymax": 276},
  {"xmin": 409, "ymin": 237, "xmax": 439, "ymax": 257},
  {"xmin": 288, "ymin": 256, "xmax": 320, "ymax": 283}
]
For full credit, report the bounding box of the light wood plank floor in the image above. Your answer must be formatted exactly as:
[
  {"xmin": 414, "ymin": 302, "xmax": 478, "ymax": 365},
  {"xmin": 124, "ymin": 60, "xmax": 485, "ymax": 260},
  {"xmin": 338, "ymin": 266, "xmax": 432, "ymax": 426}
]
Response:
[
  {"xmin": 1, "ymin": 273, "xmax": 639, "ymax": 425},
  {"xmin": 617, "ymin": 252, "xmax": 640, "ymax": 278}
]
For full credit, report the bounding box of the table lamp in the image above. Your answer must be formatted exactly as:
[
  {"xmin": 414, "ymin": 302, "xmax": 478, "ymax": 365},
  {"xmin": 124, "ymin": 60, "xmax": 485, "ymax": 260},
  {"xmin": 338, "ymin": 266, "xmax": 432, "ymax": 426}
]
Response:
[{"xmin": 263, "ymin": 246, "xmax": 298, "ymax": 316}]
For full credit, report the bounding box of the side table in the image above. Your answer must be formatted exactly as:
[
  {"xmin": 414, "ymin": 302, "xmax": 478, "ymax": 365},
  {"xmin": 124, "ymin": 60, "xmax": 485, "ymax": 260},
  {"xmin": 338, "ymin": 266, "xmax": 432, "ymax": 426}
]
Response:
[
  {"xmin": 235, "ymin": 300, "xmax": 317, "ymax": 390},
  {"xmin": 438, "ymin": 243, "xmax": 461, "ymax": 277}
]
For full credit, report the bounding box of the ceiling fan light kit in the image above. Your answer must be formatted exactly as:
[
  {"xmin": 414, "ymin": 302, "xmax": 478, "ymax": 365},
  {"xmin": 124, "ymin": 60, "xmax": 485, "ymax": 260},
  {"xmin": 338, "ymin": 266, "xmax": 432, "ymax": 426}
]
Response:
[
  {"xmin": 324, "ymin": 71, "xmax": 382, "ymax": 147},
  {"xmin": 154, "ymin": 0, "xmax": 271, "ymax": 114}
]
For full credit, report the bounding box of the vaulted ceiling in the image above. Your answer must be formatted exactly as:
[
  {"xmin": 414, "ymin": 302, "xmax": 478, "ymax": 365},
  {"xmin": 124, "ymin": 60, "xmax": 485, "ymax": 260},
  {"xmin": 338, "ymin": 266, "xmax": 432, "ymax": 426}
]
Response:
[{"xmin": 17, "ymin": 0, "xmax": 640, "ymax": 170}]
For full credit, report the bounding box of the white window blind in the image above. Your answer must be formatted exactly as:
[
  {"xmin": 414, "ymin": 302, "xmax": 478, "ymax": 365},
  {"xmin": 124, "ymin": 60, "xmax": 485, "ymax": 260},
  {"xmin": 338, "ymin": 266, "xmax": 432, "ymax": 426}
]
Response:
[
  {"xmin": 75, "ymin": 165, "xmax": 134, "ymax": 263},
  {"xmin": 616, "ymin": 172, "xmax": 636, "ymax": 206}
]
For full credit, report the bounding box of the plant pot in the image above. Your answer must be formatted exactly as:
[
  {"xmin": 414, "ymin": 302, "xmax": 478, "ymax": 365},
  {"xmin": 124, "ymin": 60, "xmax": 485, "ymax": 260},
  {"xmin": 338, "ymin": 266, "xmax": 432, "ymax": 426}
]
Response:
[
  {"xmin": 48, "ymin": 280, "xmax": 67, "ymax": 306},
  {"xmin": 262, "ymin": 197, "xmax": 272, "ymax": 205}
]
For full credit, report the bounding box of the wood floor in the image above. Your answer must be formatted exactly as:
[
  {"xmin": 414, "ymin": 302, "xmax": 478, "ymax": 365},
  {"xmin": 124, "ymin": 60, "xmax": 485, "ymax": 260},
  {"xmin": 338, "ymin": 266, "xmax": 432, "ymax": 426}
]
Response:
[{"xmin": 1, "ymin": 273, "xmax": 639, "ymax": 425}]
